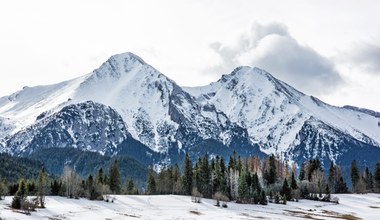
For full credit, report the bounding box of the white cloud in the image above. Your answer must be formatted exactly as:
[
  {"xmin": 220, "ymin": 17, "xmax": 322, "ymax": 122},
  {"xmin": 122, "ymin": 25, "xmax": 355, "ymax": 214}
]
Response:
[
  {"xmin": 208, "ymin": 22, "xmax": 343, "ymax": 95},
  {"xmin": 338, "ymin": 42, "xmax": 380, "ymax": 75}
]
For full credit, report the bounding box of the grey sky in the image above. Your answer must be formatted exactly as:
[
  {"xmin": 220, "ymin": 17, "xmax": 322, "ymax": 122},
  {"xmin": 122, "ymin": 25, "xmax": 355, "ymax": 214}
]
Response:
[{"xmin": 0, "ymin": 0, "xmax": 380, "ymax": 111}]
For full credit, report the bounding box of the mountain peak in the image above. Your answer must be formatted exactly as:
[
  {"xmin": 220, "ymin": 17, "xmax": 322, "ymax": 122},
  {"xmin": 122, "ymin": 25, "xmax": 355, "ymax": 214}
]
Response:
[
  {"xmin": 108, "ymin": 52, "xmax": 147, "ymax": 65},
  {"xmin": 88, "ymin": 52, "xmax": 150, "ymax": 81}
]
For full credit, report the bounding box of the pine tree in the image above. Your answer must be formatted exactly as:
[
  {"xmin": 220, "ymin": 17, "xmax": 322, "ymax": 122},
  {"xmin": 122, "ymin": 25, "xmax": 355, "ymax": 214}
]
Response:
[
  {"xmin": 228, "ymin": 151, "xmax": 237, "ymax": 171},
  {"xmin": 236, "ymin": 156, "xmax": 242, "ymax": 173},
  {"xmin": 50, "ymin": 180, "xmax": 61, "ymax": 196},
  {"xmin": 267, "ymin": 154, "xmax": 277, "ymax": 185},
  {"xmin": 299, "ymin": 162, "xmax": 306, "ymax": 181},
  {"xmin": 211, "ymin": 156, "xmax": 221, "ymax": 194},
  {"xmin": 259, "ymin": 190, "xmax": 267, "ymax": 205},
  {"xmin": 238, "ymin": 171, "xmax": 248, "ymax": 203},
  {"xmin": 335, "ymin": 176, "xmax": 348, "ymax": 193},
  {"xmin": 182, "ymin": 152, "xmax": 193, "ymax": 195},
  {"xmin": 328, "ymin": 161, "xmax": 335, "ymax": 192},
  {"xmin": 324, "ymin": 184, "xmax": 331, "ymax": 201},
  {"xmin": 18, "ymin": 178, "xmax": 27, "ymax": 198},
  {"xmin": 125, "ymin": 179, "xmax": 135, "ymax": 195},
  {"xmin": 199, "ymin": 154, "xmax": 211, "ymax": 197},
  {"xmin": 96, "ymin": 168, "xmax": 104, "ymax": 185},
  {"xmin": 252, "ymin": 173, "xmax": 261, "ymax": 193},
  {"xmin": 350, "ymin": 160, "xmax": 360, "ymax": 192},
  {"xmin": 375, "ymin": 162, "xmax": 380, "ymax": 193},
  {"xmin": 219, "ymin": 157, "xmax": 228, "ymax": 196},
  {"xmin": 290, "ymin": 172, "xmax": 297, "ymax": 190},
  {"xmin": 252, "ymin": 189, "xmax": 259, "ymax": 204},
  {"xmin": 37, "ymin": 168, "xmax": 47, "ymax": 207},
  {"xmin": 0, "ymin": 179, "xmax": 8, "ymax": 200},
  {"xmin": 173, "ymin": 164, "xmax": 181, "ymax": 194},
  {"xmin": 87, "ymin": 174, "xmax": 98, "ymax": 200},
  {"xmin": 108, "ymin": 161, "xmax": 121, "ymax": 194},
  {"xmin": 281, "ymin": 178, "xmax": 291, "ymax": 201},
  {"xmin": 363, "ymin": 167, "xmax": 374, "ymax": 192},
  {"xmin": 274, "ymin": 193, "xmax": 280, "ymax": 204},
  {"xmin": 12, "ymin": 178, "xmax": 27, "ymax": 209},
  {"xmin": 173, "ymin": 164, "xmax": 180, "ymax": 183},
  {"xmin": 147, "ymin": 167, "xmax": 156, "ymax": 195}
]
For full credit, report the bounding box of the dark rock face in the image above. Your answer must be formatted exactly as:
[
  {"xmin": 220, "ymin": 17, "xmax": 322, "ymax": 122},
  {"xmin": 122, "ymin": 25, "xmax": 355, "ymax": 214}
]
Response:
[{"xmin": 5, "ymin": 101, "xmax": 127, "ymax": 156}]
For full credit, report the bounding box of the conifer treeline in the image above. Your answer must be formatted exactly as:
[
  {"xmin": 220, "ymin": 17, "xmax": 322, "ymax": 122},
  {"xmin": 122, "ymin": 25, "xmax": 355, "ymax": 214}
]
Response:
[
  {"xmin": 146, "ymin": 152, "xmax": 380, "ymax": 205},
  {"xmin": 1, "ymin": 152, "xmax": 380, "ymax": 211},
  {"xmin": 0, "ymin": 160, "xmax": 140, "ymax": 212}
]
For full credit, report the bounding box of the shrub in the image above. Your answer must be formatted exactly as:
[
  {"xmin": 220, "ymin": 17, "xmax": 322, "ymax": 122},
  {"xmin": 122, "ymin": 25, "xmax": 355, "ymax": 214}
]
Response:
[
  {"xmin": 11, "ymin": 195, "xmax": 22, "ymax": 209},
  {"xmin": 191, "ymin": 188, "xmax": 202, "ymax": 203},
  {"xmin": 213, "ymin": 192, "xmax": 229, "ymax": 208}
]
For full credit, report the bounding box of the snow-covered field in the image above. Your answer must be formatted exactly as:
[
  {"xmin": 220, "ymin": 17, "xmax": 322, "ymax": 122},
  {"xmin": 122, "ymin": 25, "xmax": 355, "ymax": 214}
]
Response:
[{"xmin": 0, "ymin": 194, "xmax": 379, "ymax": 219}]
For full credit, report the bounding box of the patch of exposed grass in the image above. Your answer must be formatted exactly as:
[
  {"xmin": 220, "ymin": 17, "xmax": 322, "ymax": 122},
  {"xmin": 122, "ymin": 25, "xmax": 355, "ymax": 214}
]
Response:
[
  {"xmin": 286, "ymin": 209, "xmax": 361, "ymax": 220},
  {"xmin": 240, "ymin": 213, "xmax": 266, "ymax": 219},
  {"xmin": 340, "ymin": 214, "xmax": 361, "ymax": 220},
  {"xmin": 369, "ymin": 206, "xmax": 380, "ymax": 209},
  {"xmin": 190, "ymin": 210, "xmax": 202, "ymax": 215}
]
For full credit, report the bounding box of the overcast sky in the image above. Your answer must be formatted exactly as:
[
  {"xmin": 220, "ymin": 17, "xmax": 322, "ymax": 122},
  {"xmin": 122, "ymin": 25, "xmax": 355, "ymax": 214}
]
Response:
[{"xmin": 1, "ymin": 0, "xmax": 380, "ymax": 111}]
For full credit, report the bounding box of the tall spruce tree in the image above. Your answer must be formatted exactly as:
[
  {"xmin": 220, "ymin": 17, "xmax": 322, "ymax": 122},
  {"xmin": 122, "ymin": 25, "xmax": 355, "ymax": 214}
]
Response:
[
  {"xmin": 96, "ymin": 168, "xmax": 104, "ymax": 185},
  {"xmin": 350, "ymin": 160, "xmax": 360, "ymax": 192},
  {"xmin": 50, "ymin": 180, "xmax": 61, "ymax": 196},
  {"xmin": 182, "ymin": 152, "xmax": 193, "ymax": 195},
  {"xmin": 87, "ymin": 174, "xmax": 99, "ymax": 200},
  {"xmin": 335, "ymin": 176, "xmax": 348, "ymax": 193},
  {"xmin": 281, "ymin": 178, "xmax": 292, "ymax": 200},
  {"xmin": 290, "ymin": 172, "xmax": 297, "ymax": 190},
  {"xmin": 375, "ymin": 162, "xmax": 380, "ymax": 193},
  {"xmin": 259, "ymin": 190, "xmax": 267, "ymax": 205},
  {"xmin": 363, "ymin": 167, "xmax": 374, "ymax": 192},
  {"xmin": 147, "ymin": 167, "xmax": 156, "ymax": 195},
  {"xmin": 108, "ymin": 161, "xmax": 121, "ymax": 194},
  {"xmin": 328, "ymin": 161, "xmax": 335, "ymax": 192},
  {"xmin": 219, "ymin": 157, "xmax": 228, "ymax": 196},
  {"xmin": 12, "ymin": 178, "xmax": 27, "ymax": 209},
  {"xmin": 199, "ymin": 154, "xmax": 211, "ymax": 197},
  {"xmin": 37, "ymin": 168, "xmax": 47, "ymax": 207},
  {"xmin": 238, "ymin": 171, "xmax": 249, "ymax": 203},
  {"xmin": 299, "ymin": 162, "xmax": 306, "ymax": 181},
  {"xmin": 228, "ymin": 151, "xmax": 237, "ymax": 171},
  {"xmin": 125, "ymin": 179, "xmax": 135, "ymax": 195},
  {"xmin": 267, "ymin": 154, "xmax": 277, "ymax": 184}
]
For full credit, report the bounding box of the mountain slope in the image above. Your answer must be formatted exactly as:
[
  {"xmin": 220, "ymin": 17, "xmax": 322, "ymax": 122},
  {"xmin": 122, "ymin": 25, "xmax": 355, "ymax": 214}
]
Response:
[
  {"xmin": 3, "ymin": 101, "xmax": 129, "ymax": 156},
  {"xmin": 0, "ymin": 52, "xmax": 379, "ymax": 168},
  {"xmin": 185, "ymin": 66, "xmax": 380, "ymax": 166}
]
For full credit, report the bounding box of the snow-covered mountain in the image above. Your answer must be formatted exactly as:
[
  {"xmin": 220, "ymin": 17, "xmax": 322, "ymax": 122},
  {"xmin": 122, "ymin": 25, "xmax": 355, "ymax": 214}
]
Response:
[
  {"xmin": 3, "ymin": 101, "xmax": 129, "ymax": 156},
  {"xmin": 1, "ymin": 52, "xmax": 380, "ymax": 167},
  {"xmin": 185, "ymin": 67, "xmax": 380, "ymax": 164}
]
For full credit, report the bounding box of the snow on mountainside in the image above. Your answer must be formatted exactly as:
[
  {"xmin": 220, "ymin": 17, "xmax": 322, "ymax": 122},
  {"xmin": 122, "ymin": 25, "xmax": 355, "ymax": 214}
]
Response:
[
  {"xmin": 3, "ymin": 101, "xmax": 128, "ymax": 156},
  {"xmin": 185, "ymin": 67, "xmax": 380, "ymax": 159},
  {"xmin": 0, "ymin": 52, "xmax": 380, "ymax": 166},
  {"xmin": 0, "ymin": 53, "xmax": 256, "ymax": 158},
  {"xmin": 0, "ymin": 75, "xmax": 86, "ymax": 134}
]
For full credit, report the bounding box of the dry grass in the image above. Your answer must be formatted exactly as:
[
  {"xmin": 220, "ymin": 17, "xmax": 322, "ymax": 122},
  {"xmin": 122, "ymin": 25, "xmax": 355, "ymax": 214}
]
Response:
[
  {"xmin": 369, "ymin": 206, "xmax": 380, "ymax": 209},
  {"xmin": 285, "ymin": 209, "xmax": 361, "ymax": 220},
  {"xmin": 340, "ymin": 214, "xmax": 361, "ymax": 220},
  {"xmin": 189, "ymin": 210, "xmax": 202, "ymax": 215},
  {"xmin": 240, "ymin": 212, "xmax": 267, "ymax": 219}
]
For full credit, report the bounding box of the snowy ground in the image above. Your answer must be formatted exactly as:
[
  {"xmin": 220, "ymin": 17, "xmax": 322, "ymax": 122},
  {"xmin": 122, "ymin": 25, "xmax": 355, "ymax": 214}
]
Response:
[{"xmin": 0, "ymin": 194, "xmax": 379, "ymax": 219}]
